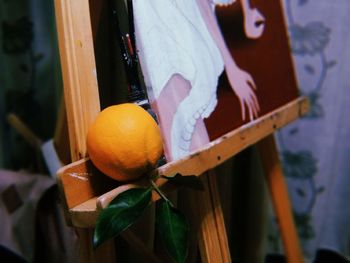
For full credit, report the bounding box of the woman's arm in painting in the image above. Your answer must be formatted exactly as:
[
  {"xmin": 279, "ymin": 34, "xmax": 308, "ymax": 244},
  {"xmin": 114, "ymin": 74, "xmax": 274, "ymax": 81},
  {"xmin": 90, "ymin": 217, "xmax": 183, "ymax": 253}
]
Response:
[{"xmin": 197, "ymin": 0, "xmax": 259, "ymax": 120}]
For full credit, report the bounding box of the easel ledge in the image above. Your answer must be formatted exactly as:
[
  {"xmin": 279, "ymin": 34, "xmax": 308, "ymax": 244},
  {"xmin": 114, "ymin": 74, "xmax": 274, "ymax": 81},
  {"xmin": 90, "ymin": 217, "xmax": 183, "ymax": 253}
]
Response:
[{"xmin": 58, "ymin": 96, "xmax": 309, "ymax": 228}]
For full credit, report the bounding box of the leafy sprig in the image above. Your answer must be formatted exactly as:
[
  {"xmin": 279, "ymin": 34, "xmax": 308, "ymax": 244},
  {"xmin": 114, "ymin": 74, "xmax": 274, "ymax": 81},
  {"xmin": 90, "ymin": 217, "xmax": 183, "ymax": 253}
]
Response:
[{"xmin": 93, "ymin": 173, "xmax": 203, "ymax": 263}]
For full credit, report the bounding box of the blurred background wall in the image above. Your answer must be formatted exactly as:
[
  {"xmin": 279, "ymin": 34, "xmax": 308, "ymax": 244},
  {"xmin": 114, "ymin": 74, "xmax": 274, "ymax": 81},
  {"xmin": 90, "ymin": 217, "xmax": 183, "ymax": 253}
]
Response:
[
  {"xmin": 0, "ymin": 1, "xmax": 75, "ymax": 262},
  {"xmin": 0, "ymin": 0, "xmax": 61, "ymax": 171}
]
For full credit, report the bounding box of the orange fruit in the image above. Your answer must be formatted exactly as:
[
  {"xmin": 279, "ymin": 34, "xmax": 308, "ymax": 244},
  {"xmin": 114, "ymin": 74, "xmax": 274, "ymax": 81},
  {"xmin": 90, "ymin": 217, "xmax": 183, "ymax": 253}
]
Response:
[{"xmin": 87, "ymin": 103, "xmax": 163, "ymax": 182}]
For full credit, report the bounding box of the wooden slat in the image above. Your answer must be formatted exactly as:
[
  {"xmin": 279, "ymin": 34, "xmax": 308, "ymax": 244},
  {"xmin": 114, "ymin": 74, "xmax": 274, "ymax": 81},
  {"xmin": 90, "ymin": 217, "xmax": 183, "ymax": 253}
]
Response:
[
  {"xmin": 207, "ymin": 171, "xmax": 231, "ymax": 262},
  {"xmin": 59, "ymin": 96, "xmax": 309, "ymax": 227},
  {"xmin": 54, "ymin": 0, "xmax": 100, "ymax": 161},
  {"xmin": 197, "ymin": 172, "xmax": 231, "ymax": 263},
  {"xmin": 257, "ymin": 135, "xmax": 304, "ymax": 263},
  {"xmin": 156, "ymin": 97, "xmax": 309, "ymax": 178},
  {"xmin": 7, "ymin": 113, "xmax": 42, "ymax": 149},
  {"xmin": 122, "ymin": 230, "xmax": 163, "ymax": 263}
]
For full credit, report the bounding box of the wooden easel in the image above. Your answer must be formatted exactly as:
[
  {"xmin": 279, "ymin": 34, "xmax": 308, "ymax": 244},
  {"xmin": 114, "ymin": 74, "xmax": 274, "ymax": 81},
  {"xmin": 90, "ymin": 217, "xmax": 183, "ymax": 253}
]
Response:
[{"xmin": 54, "ymin": 0, "xmax": 307, "ymax": 262}]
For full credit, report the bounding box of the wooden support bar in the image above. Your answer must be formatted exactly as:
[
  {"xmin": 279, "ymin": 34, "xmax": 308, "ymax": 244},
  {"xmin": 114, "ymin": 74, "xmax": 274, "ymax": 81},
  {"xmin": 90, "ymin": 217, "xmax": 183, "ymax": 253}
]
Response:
[
  {"xmin": 7, "ymin": 113, "xmax": 42, "ymax": 149},
  {"xmin": 257, "ymin": 135, "xmax": 304, "ymax": 263},
  {"xmin": 122, "ymin": 230, "xmax": 162, "ymax": 263},
  {"xmin": 54, "ymin": 0, "xmax": 100, "ymax": 161},
  {"xmin": 207, "ymin": 170, "xmax": 231, "ymax": 262},
  {"xmin": 76, "ymin": 228, "xmax": 116, "ymax": 263},
  {"xmin": 196, "ymin": 171, "xmax": 231, "ymax": 263}
]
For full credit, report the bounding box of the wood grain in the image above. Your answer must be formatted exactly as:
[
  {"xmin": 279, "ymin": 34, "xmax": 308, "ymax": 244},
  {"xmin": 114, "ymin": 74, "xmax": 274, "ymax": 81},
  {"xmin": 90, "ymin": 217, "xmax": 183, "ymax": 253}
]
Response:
[
  {"xmin": 258, "ymin": 135, "xmax": 304, "ymax": 263},
  {"xmin": 197, "ymin": 172, "xmax": 231, "ymax": 263},
  {"xmin": 6, "ymin": 113, "xmax": 42, "ymax": 149},
  {"xmin": 54, "ymin": 0, "xmax": 100, "ymax": 161}
]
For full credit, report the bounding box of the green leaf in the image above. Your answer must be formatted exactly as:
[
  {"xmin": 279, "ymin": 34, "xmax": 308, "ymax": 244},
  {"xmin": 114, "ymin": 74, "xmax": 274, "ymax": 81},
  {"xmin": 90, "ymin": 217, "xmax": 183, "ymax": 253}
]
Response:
[
  {"xmin": 156, "ymin": 200, "xmax": 189, "ymax": 263},
  {"xmin": 93, "ymin": 187, "xmax": 152, "ymax": 248},
  {"xmin": 162, "ymin": 173, "xmax": 204, "ymax": 191}
]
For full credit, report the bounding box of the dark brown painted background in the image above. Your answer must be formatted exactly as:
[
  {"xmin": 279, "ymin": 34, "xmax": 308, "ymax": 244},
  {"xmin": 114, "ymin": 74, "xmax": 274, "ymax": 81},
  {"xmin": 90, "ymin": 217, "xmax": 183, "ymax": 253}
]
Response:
[{"xmin": 205, "ymin": 0, "xmax": 299, "ymax": 140}]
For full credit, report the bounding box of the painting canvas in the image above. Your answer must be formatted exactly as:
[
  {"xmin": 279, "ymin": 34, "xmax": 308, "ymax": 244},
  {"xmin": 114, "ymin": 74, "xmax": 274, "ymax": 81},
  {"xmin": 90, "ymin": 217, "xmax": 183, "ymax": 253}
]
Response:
[{"xmin": 133, "ymin": 0, "xmax": 299, "ymax": 162}]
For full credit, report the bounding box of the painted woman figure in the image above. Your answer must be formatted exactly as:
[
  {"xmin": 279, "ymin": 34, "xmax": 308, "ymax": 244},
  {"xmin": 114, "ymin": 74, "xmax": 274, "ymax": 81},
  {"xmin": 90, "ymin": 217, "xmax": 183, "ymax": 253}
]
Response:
[{"xmin": 134, "ymin": 0, "xmax": 265, "ymax": 160}]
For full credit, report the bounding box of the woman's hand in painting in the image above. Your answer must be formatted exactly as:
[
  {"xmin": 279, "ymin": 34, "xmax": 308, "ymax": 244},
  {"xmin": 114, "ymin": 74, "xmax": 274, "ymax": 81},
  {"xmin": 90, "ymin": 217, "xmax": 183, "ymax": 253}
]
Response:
[
  {"xmin": 242, "ymin": 6, "xmax": 265, "ymax": 39},
  {"xmin": 226, "ymin": 64, "xmax": 260, "ymax": 121}
]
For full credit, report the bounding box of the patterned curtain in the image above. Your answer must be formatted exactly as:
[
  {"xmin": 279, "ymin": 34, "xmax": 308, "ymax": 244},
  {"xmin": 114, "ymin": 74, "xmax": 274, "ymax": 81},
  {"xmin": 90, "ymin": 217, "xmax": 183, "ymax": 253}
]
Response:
[{"xmin": 269, "ymin": 0, "xmax": 350, "ymax": 260}]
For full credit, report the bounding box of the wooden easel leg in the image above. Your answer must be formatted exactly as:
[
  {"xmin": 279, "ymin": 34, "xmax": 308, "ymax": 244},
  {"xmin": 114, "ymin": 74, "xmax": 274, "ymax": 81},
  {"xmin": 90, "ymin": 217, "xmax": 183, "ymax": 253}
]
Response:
[
  {"xmin": 76, "ymin": 229, "xmax": 116, "ymax": 263},
  {"xmin": 257, "ymin": 135, "xmax": 304, "ymax": 263},
  {"xmin": 185, "ymin": 171, "xmax": 231, "ymax": 263}
]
